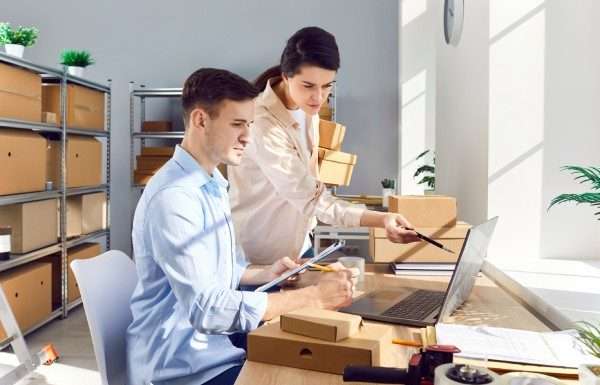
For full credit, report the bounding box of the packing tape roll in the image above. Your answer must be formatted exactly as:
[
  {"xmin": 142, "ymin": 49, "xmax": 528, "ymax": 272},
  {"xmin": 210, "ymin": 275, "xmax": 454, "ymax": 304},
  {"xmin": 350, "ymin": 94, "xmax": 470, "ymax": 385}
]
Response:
[
  {"xmin": 499, "ymin": 372, "xmax": 566, "ymax": 385},
  {"xmin": 435, "ymin": 363, "xmax": 501, "ymax": 385}
]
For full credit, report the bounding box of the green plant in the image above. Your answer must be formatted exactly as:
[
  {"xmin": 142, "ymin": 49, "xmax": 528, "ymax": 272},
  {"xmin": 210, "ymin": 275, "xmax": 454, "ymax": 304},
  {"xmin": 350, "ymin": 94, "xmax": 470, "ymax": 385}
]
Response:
[
  {"xmin": 60, "ymin": 50, "xmax": 94, "ymax": 67},
  {"xmin": 381, "ymin": 178, "xmax": 395, "ymax": 189},
  {"xmin": 575, "ymin": 321, "xmax": 600, "ymax": 360},
  {"xmin": 414, "ymin": 149, "xmax": 435, "ymax": 190},
  {"xmin": 0, "ymin": 23, "xmax": 39, "ymax": 47},
  {"xmin": 548, "ymin": 166, "xmax": 600, "ymax": 220}
]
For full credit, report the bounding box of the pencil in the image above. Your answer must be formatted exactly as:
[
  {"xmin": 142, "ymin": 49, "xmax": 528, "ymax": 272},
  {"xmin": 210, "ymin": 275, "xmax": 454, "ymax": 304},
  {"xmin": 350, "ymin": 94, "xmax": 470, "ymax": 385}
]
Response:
[
  {"xmin": 308, "ymin": 263, "xmax": 335, "ymax": 273},
  {"xmin": 392, "ymin": 339, "xmax": 423, "ymax": 348}
]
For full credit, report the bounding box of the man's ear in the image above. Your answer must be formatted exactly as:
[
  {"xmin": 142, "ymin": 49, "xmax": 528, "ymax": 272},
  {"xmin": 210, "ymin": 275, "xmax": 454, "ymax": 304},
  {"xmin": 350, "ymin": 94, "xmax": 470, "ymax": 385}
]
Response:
[{"xmin": 189, "ymin": 108, "xmax": 208, "ymax": 131}]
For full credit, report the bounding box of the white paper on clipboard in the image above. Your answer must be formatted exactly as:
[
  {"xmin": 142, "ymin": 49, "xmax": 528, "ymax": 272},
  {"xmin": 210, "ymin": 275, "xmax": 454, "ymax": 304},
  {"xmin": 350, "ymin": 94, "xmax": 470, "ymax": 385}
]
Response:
[{"xmin": 254, "ymin": 240, "xmax": 346, "ymax": 292}]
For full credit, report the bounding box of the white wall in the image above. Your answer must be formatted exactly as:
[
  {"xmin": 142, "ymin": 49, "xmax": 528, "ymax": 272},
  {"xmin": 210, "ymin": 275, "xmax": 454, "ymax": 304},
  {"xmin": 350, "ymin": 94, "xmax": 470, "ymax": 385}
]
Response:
[{"xmin": 434, "ymin": 0, "xmax": 600, "ymax": 261}]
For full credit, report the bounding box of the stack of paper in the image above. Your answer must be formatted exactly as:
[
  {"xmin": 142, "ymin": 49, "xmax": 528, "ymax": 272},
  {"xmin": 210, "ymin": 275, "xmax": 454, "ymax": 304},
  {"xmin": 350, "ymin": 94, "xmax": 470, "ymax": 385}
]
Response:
[{"xmin": 390, "ymin": 263, "xmax": 455, "ymax": 276}]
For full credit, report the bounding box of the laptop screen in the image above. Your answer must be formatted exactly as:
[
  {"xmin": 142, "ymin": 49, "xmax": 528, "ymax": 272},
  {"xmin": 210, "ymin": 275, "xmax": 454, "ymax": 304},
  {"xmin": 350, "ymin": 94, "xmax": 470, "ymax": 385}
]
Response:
[{"xmin": 437, "ymin": 217, "xmax": 499, "ymax": 321}]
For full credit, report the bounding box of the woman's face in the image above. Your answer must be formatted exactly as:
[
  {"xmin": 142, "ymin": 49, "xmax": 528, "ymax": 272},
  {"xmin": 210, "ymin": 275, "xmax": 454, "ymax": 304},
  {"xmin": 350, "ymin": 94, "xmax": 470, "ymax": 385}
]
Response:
[{"xmin": 283, "ymin": 65, "xmax": 336, "ymax": 116}]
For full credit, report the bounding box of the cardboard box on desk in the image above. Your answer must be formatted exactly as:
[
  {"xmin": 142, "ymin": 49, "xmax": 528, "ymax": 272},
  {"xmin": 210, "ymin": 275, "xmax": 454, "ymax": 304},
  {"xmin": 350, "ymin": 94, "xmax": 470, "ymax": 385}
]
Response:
[
  {"xmin": 42, "ymin": 84, "xmax": 105, "ymax": 131},
  {"xmin": 47, "ymin": 136, "xmax": 102, "ymax": 188},
  {"xmin": 370, "ymin": 223, "xmax": 470, "ymax": 263},
  {"xmin": 0, "ymin": 262, "xmax": 52, "ymax": 340},
  {"xmin": 0, "ymin": 62, "xmax": 42, "ymax": 122},
  {"xmin": 388, "ymin": 195, "xmax": 457, "ymax": 228},
  {"xmin": 318, "ymin": 120, "xmax": 346, "ymax": 151},
  {"xmin": 0, "ymin": 130, "xmax": 47, "ymax": 196},
  {"xmin": 248, "ymin": 321, "xmax": 393, "ymax": 375},
  {"xmin": 280, "ymin": 308, "xmax": 363, "ymax": 342},
  {"xmin": 0, "ymin": 199, "xmax": 58, "ymax": 254},
  {"xmin": 318, "ymin": 148, "xmax": 357, "ymax": 186}
]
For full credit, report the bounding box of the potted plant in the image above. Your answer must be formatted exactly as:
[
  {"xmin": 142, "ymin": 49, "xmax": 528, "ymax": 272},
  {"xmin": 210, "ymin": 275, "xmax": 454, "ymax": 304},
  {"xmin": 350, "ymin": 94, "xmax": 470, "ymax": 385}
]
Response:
[
  {"xmin": 60, "ymin": 49, "xmax": 94, "ymax": 77},
  {"xmin": 548, "ymin": 166, "xmax": 600, "ymax": 220},
  {"xmin": 575, "ymin": 321, "xmax": 600, "ymax": 385},
  {"xmin": 381, "ymin": 178, "xmax": 396, "ymax": 208},
  {"xmin": 0, "ymin": 22, "xmax": 39, "ymax": 58},
  {"xmin": 414, "ymin": 149, "xmax": 435, "ymax": 194}
]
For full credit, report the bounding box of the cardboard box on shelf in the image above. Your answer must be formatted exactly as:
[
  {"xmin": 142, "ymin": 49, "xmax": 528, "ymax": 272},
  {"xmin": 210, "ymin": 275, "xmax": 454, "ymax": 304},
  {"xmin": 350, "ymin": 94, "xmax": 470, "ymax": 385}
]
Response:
[
  {"xmin": 318, "ymin": 148, "xmax": 357, "ymax": 186},
  {"xmin": 42, "ymin": 112, "xmax": 57, "ymax": 124},
  {"xmin": 248, "ymin": 321, "xmax": 393, "ymax": 374},
  {"xmin": 64, "ymin": 196, "xmax": 82, "ymax": 238},
  {"xmin": 46, "ymin": 136, "xmax": 102, "ymax": 188},
  {"xmin": 62, "ymin": 192, "xmax": 107, "ymax": 238},
  {"xmin": 0, "ymin": 130, "xmax": 47, "ymax": 196},
  {"xmin": 0, "ymin": 199, "xmax": 58, "ymax": 254},
  {"xmin": 388, "ymin": 195, "xmax": 457, "ymax": 228},
  {"xmin": 280, "ymin": 308, "xmax": 363, "ymax": 342},
  {"xmin": 141, "ymin": 121, "xmax": 172, "ymax": 132},
  {"xmin": 0, "ymin": 262, "xmax": 52, "ymax": 340},
  {"xmin": 370, "ymin": 223, "xmax": 471, "ymax": 263},
  {"xmin": 318, "ymin": 120, "xmax": 346, "ymax": 151},
  {"xmin": 0, "ymin": 62, "xmax": 42, "ymax": 122},
  {"xmin": 136, "ymin": 155, "xmax": 170, "ymax": 172},
  {"xmin": 42, "ymin": 84, "xmax": 105, "ymax": 130},
  {"xmin": 66, "ymin": 243, "xmax": 101, "ymax": 303},
  {"xmin": 134, "ymin": 170, "xmax": 154, "ymax": 186},
  {"xmin": 141, "ymin": 146, "xmax": 175, "ymax": 157}
]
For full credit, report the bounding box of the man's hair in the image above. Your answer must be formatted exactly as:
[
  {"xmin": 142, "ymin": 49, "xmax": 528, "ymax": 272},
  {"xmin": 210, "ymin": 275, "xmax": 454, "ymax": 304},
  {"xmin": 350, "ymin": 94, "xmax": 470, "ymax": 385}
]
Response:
[{"xmin": 182, "ymin": 68, "xmax": 259, "ymax": 125}]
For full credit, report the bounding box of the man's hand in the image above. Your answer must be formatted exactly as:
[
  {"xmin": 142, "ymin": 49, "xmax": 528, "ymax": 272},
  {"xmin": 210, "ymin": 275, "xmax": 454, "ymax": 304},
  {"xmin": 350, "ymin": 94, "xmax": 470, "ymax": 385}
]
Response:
[
  {"xmin": 314, "ymin": 270, "xmax": 354, "ymax": 309},
  {"xmin": 263, "ymin": 256, "xmax": 299, "ymax": 282},
  {"xmin": 383, "ymin": 213, "xmax": 420, "ymax": 243}
]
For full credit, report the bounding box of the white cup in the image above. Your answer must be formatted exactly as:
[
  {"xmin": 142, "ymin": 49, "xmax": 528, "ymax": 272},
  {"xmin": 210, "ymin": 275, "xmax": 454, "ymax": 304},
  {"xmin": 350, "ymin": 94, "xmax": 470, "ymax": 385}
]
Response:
[{"xmin": 337, "ymin": 256, "xmax": 365, "ymax": 282}]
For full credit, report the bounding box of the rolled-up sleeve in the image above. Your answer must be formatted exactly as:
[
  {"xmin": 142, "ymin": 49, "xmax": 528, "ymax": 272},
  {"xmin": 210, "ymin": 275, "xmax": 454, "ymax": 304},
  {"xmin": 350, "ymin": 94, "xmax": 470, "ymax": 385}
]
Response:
[{"xmin": 145, "ymin": 190, "xmax": 267, "ymax": 335}]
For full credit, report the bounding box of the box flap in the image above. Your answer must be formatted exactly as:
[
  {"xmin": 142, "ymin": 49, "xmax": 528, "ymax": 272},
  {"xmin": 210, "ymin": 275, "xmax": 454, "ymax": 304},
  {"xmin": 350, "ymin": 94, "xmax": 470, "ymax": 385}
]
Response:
[{"xmin": 317, "ymin": 148, "xmax": 357, "ymax": 165}]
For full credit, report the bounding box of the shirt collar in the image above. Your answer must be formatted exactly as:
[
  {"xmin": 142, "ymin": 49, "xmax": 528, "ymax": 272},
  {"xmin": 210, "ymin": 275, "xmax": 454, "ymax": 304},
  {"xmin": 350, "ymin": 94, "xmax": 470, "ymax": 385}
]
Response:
[
  {"xmin": 259, "ymin": 77, "xmax": 298, "ymax": 129},
  {"xmin": 172, "ymin": 145, "xmax": 229, "ymax": 190}
]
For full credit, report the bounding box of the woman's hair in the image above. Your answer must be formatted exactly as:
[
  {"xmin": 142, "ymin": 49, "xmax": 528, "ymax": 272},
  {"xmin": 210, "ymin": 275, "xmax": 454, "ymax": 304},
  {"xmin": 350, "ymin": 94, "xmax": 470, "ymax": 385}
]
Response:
[{"xmin": 254, "ymin": 26, "xmax": 340, "ymax": 90}]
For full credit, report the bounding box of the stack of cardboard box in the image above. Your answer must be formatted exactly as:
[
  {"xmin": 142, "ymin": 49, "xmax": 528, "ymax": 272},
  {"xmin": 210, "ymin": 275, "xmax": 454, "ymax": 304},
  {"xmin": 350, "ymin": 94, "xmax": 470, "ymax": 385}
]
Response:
[
  {"xmin": 318, "ymin": 120, "xmax": 357, "ymax": 186},
  {"xmin": 134, "ymin": 146, "xmax": 175, "ymax": 185},
  {"xmin": 370, "ymin": 195, "xmax": 470, "ymax": 263}
]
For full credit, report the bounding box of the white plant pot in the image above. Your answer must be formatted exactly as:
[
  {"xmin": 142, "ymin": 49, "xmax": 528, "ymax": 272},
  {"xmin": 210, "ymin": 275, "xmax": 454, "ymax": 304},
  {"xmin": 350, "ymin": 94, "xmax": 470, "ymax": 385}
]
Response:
[
  {"xmin": 67, "ymin": 66, "xmax": 85, "ymax": 77},
  {"xmin": 4, "ymin": 44, "xmax": 25, "ymax": 58},
  {"xmin": 579, "ymin": 365, "xmax": 600, "ymax": 385},
  {"xmin": 424, "ymin": 189, "xmax": 436, "ymax": 196},
  {"xmin": 382, "ymin": 188, "xmax": 395, "ymax": 208}
]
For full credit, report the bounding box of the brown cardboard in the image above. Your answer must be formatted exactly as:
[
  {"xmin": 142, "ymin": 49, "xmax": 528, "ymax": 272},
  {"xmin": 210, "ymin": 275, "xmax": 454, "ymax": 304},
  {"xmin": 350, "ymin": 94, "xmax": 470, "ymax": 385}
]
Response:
[
  {"xmin": 141, "ymin": 121, "xmax": 172, "ymax": 132},
  {"xmin": 388, "ymin": 195, "xmax": 457, "ymax": 228},
  {"xmin": 0, "ymin": 262, "xmax": 52, "ymax": 340},
  {"xmin": 248, "ymin": 321, "xmax": 393, "ymax": 374},
  {"xmin": 319, "ymin": 104, "xmax": 332, "ymax": 121},
  {"xmin": 81, "ymin": 193, "xmax": 107, "ymax": 234},
  {"xmin": 319, "ymin": 120, "xmax": 346, "ymax": 150},
  {"xmin": 318, "ymin": 148, "xmax": 357, "ymax": 186},
  {"xmin": 46, "ymin": 136, "xmax": 103, "ymax": 188},
  {"xmin": 370, "ymin": 223, "xmax": 471, "ymax": 263},
  {"xmin": 42, "ymin": 112, "xmax": 57, "ymax": 124},
  {"xmin": 67, "ymin": 243, "xmax": 101, "ymax": 303},
  {"xmin": 0, "ymin": 199, "xmax": 58, "ymax": 254},
  {"xmin": 141, "ymin": 146, "xmax": 175, "ymax": 156},
  {"xmin": 0, "ymin": 130, "xmax": 47, "ymax": 196},
  {"xmin": 134, "ymin": 170, "xmax": 154, "ymax": 186},
  {"xmin": 42, "ymin": 84, "xmax": 105, "ymax": 130},
  {"xmin": 136, "ymin": 155, "xmax": 170, "ymax": 172},
  {"xmin": 64, "ymin": 197, "xmax": 82, "ymax": 238},
  {"xmin": 280, "ymin": 308, "xmax": 363, "ymax": 342},
  {"xmin": 0, "ymin": 62, "xmax": 42, "ymax": 122}
]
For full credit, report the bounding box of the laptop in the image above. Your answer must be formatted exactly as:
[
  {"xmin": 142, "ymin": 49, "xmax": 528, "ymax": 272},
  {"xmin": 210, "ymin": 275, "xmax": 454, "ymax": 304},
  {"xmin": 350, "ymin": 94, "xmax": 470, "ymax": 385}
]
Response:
[{"xmin": 340, "ymin": 217, "xmax": 498, "ymax": 327}]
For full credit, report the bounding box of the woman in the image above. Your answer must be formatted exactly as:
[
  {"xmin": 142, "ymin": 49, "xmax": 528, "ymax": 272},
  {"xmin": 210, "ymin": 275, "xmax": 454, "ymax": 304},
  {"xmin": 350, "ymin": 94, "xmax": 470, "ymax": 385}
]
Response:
[{"xmin": 228, "ymin": 26, "xmax": 419, "ymax": 264}]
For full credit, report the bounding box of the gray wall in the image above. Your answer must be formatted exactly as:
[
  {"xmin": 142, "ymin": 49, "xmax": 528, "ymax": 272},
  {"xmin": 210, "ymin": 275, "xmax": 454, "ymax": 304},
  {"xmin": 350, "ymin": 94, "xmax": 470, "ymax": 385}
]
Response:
[{"xmin": 6, "ymin": 0, "xmax": 400, "ymax": 254}]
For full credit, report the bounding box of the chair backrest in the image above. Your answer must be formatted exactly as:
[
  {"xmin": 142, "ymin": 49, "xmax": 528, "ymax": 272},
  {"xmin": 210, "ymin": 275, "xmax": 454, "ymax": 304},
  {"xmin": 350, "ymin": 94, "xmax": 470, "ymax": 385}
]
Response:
[{"xmin": 70, "ymin": 250, "xmax": 137, "ymax": 385}]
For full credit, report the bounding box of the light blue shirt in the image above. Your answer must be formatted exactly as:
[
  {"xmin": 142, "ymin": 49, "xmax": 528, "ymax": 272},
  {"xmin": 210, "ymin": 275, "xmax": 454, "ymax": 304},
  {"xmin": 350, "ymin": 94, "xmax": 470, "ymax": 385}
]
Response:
[{"xmin": 126, "ymin": 146, "xmax": 268, "ymax": 385}]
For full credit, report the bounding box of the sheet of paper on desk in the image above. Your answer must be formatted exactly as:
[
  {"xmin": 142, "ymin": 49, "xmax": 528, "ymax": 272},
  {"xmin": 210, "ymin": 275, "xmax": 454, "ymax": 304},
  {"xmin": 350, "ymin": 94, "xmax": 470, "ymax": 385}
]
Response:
[{"xmin": 436, "ymin": 323, "xmax": 600, "ymax": 368}]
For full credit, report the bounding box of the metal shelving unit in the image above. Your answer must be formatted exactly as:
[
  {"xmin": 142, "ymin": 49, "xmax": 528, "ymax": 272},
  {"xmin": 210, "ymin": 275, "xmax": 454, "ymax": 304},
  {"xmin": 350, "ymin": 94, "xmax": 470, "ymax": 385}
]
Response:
[{"xmin": 0, "ymin": 52, "xmax": 112, "ymax": 342}]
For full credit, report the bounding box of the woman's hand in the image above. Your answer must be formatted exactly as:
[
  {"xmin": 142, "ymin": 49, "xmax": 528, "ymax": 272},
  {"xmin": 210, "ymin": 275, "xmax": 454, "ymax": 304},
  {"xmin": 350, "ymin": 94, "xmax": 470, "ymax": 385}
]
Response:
[{"xmin": 383, "ymin": 213, "xmax": 421, "ymax": 243}]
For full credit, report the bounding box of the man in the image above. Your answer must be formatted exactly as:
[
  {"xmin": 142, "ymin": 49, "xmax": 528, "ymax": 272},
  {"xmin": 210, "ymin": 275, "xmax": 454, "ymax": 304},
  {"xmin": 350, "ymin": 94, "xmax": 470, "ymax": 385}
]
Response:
[{"xmin": 126, "ymin": 68, "xmax": 355, "ymax": 385}]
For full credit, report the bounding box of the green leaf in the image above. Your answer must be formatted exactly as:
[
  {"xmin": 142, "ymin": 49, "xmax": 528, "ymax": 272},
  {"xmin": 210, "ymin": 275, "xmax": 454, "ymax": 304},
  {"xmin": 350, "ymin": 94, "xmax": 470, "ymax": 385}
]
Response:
[
  {"xmin": 418, "ymin": 176, "xmax": 435, "ymax": 189},
  {"xmin": 575, "ymin": 321, "xmax": 600, "ymax": 359},
  {"xmin": 414, "ymin": 165, "xmax": 435, "ymax": 178},
  {"xmin": 0, "ymin": 23, "xmax": 38, "ymax": 46},
  {"xmin": 416, "ymin": 149, "xmax": 430, "ymax": 160},
  {"xmin": 561, "ymin": 166, "xmax": 600, "ymax": 190},
  {"xmin": 60, "ymin": 50, "xmax": 94, "ymax": 67}
]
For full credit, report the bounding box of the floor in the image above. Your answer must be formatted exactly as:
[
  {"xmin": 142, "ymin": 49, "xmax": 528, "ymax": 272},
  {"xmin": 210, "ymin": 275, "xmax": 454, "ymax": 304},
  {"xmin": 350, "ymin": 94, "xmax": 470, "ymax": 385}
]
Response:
[{"xmin": 1, "ymin": 306, "xmax": 101, "ymax": 385}]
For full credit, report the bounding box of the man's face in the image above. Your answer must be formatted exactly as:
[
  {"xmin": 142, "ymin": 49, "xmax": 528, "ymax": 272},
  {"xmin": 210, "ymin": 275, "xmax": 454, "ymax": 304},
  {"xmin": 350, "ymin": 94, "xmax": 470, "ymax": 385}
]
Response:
[
  {"xmin": 203, "ymin": 99, "xmax": 255, "ymax": 166},
  {"xmin": 284, "ymin": 65, "xmax": 336, "ymax": 115}
]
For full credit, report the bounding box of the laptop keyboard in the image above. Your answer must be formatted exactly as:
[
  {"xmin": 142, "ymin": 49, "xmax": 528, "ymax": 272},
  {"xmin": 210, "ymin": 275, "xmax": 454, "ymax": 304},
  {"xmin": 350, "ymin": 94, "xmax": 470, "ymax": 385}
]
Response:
[{"xmin": 381, "ymin": 290, "xmax": 445, "ymax": 321}]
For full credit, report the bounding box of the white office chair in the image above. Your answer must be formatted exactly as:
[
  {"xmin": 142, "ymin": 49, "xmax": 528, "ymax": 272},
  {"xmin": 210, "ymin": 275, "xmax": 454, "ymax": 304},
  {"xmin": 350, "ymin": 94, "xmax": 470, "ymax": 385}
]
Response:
[{"xmin": 70, "ymin": 250, "xmax": 137, "ymax": 385}]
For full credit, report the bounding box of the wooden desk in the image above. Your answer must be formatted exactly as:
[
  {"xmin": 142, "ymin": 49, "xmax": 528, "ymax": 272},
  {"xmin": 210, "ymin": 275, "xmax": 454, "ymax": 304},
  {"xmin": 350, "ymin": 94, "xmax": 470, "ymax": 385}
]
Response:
[{"xmin": 235, "ymin": 264, "xmax": 556, "ymax": 385}]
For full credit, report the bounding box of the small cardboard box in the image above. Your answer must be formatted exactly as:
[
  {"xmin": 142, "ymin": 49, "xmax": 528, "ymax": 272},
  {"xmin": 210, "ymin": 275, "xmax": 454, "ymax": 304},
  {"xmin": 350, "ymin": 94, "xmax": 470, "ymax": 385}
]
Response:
[
  {"xmin": 0, "ymin": 262, "xmax": 52, "ymax": 340},
  {"xmin": 47, "ymin": 136, "xmax": 102, "ymax": 188},
  {"xmin": 136, "ymin": 155, "xmax": 170, "ymax": 172},
  {"xmin": 66, "ymin": 243, "xmax": 101, "ymax": 303},
  {"xmin": 0, "ymin": 130, "xmax": 47, "ymax": 196},
  {"xmin": 141, "ymin": 121, "xmax": 172, "ymax": 132},
  {"xmin": 388, "ymin": 195, "xmax": 457, "ymax": 228},
  {"xmin": 319, "ymin": 104, "xmax": 332, "ymax": 121},
  {"xmin": 0, "ymin": 199, "xmax": 58, "ymax": 254},
  {"xmin": 42, "ymin": 84, "xmax": 105, "ymax": 130},
  {"xmin": 319, "ymin": 120, "xmax": 346, "ymax": 151},
  {"xmin": 280, "ymin": 308, "xmax": 363, "ymax": 342},
  {"xmin": 134, "ymin": 170, "xmax": 154, "ymax": 186},
  {"xmin": 318, "ymin": 148, "xmax": 357, "ymax": 186},
  {"xmin": 248, "ymin": 321, "xmax": 393, "ymax": 374},
  {"xmin": 370, "ymin": 223, "xmax": 470, "ymax": 263},
  {"xmin": 141, "ymin": 146, "xmax": 175, "ymax": 156},
  {"xmin": 0, "ymin": 62, "xmax": 42, "ymax": 122}
]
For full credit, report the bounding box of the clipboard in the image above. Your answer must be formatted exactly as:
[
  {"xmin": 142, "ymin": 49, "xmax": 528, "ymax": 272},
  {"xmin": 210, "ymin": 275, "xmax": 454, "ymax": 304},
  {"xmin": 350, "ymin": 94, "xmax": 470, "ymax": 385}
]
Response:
[{"xmin": 254, "ymin": 240, "xmax": 346, "ymax": 292}]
